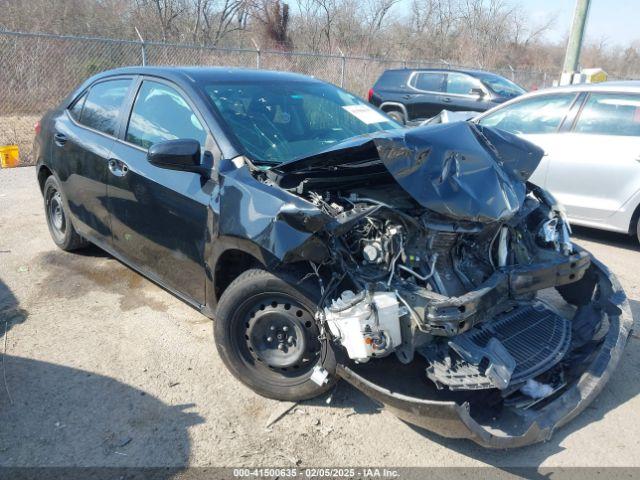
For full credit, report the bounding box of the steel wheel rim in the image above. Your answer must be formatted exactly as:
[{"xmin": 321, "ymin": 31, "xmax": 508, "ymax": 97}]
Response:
[
  {"xmin": 47, "ymin": 189, "xmax": 66, "ymax": 237},
  {"xmin": 239, "ymin": 294, "xmax": 320, "ymax": 374}
]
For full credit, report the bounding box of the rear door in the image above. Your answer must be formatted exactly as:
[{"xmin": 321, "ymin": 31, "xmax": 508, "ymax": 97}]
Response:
[
  {"xmin": 544, "ymin": 92, "xmax": 640, "ymax": 221},
  {"xmin": 407, "ymin": 71, "xmax": 446, "ymax": 119},
  {"xmin": 107, "ymin": 78, "xmax": 215, "ymax": 305},
  {"xmin": 51, "ymin": 77, "xmax": 133, "ymax": 245},
  {"xmin": 476, "ymin": 92, "xmax": 579, "ymax": 188}
]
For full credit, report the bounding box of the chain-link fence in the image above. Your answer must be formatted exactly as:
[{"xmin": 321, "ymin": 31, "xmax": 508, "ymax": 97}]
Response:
[{"xmin": 0, "ymin": 29, "xmax": 555, "ymax": 165}]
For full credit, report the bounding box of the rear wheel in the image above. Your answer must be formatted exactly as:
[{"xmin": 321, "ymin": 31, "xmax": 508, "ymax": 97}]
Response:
[
  {"xmin": 214, "ymin": 268, "xmax": 336, "ymax": 401},
  {"xmin": 386, "ymin": 109, "xmax": 405, "ymax": 124},
  {"xmin": 43, "ymin": 175, "xmax": 88, "ymax": 251}
]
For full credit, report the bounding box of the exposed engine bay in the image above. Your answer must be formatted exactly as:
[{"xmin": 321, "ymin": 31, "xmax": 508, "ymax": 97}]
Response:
[
  {"xmin": 241, "ymin": 121, "xmax": 631, "ymax": 446},
  {"xmin": 305, "ymin": 179, "xmax": 586, "ymax": 394}
]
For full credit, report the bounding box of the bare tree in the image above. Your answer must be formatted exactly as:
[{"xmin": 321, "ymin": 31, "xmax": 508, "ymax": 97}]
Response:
[
  {"xmin": 200, "ymin": 0, "xmax": 247, "ymax": 45},
  {"xmin": 133, "ymin": 0, "xmax": 188, "ymax": 42},
  {"xmin": 249, "ymin": 0, "xmax": 293, "ymax": 49}
]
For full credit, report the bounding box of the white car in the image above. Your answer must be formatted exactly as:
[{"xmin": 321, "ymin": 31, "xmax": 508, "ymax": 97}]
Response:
[{"xmin": 474, "ymin": 81, "xmax": 640, "ymax": 243}]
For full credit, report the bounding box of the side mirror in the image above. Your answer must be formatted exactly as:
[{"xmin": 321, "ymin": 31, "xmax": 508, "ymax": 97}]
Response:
[
  {"xmin": 147, "ymin": 139, "xmax": 211, "ymax": 178},
  {"xmin": 470, "ymin": 87, "xmax": 485, "ymax": 98}
]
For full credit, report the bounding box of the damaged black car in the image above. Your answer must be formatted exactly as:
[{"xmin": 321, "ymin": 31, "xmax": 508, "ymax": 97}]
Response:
[{"xmin": 35, "ymin": 67, "xmax": 632, "ymax": 448}]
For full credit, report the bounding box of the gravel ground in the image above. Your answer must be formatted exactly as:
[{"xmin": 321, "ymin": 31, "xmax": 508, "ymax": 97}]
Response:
[{"xmin": 1, "ymin": 166, "xmax": 639, "ymax": 469}]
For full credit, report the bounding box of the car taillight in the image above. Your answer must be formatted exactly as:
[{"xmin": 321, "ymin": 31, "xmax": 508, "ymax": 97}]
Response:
[
  {"xmin": 367, "ymin": 88, "xmax": 374, "ymax": 102},
  {"xmin": 34, "ymin": 121, "xmax": 41, "ymax": 135}
]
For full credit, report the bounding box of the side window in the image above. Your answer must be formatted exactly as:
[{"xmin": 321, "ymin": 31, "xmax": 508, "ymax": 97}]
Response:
[
  {"xmin": 446, "ymin": 72, "xmax": 481, "ymax": 95},
  {"xmin": 413, "ymin": 72, "xmax": 445, "ymax": 92},
  {"xmin": 574, "ymin": 93, "xmax": 640, "ymax": 136},
  {"xmin": 126, "ymin": 81, "xmax": 206, "ymax": 149},
  {"xmin": 478, "ymin": 94, "xmax": 576, "ymax": 134},
  {"xmin": 69, "ymin": 92, "xmax": 87, "ymax": 121},
  {"xmin": 80, "ymin": 79, "xmax": 131, "ymax": 136}
]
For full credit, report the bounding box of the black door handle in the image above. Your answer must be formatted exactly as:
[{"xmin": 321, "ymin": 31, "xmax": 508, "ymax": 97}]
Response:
[
  {"xmin": 441, "ymin": 97, "xmax": 452, "ymax": 103},
  {"xmin": 54, "ymin": 133, "xmax": 67, "ymax": 146},
  {"xmin": 402, "ymin": 94, "xmax": 413, "ymax": 99}
]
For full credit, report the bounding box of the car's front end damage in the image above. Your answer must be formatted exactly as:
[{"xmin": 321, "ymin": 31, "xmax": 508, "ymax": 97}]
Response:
[{"xmin": 230, "ymin": 121, "xmax": 631, "ymax": 448}]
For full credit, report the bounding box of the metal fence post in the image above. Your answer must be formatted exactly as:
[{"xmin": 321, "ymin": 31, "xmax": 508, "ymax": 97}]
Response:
[
  {"xmin": 337, "ymin": 47, "xmax": 346, "ymax": 88},
  {"xmin": 135, "ymin": 27, "xmax": 146, "ymax": 66},
  {"xmin": 251, "ymin": 38, "xmax": 261, "ymax": 69}
]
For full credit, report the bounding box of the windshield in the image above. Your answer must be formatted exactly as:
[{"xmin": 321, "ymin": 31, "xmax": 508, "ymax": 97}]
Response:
[
  {"xmin": 476, "ymin": 73, "xmax": 526, "ymax": 98},
  {"xmin": 203, "ymin": 81, "xmax": 400, "ymax": 165}
]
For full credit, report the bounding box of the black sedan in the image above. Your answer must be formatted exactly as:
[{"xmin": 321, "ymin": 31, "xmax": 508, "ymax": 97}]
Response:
[{"xmin": 34, "ymin": 67, "xmax": 631, "ymax": 448}]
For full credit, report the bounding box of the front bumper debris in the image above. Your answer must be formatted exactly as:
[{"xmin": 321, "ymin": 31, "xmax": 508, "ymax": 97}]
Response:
[
  {"xmin": 423, "ymin": 250, "xmax": 590, "ymax": 336},
  {"xmin": 336, "ymin": 255, "xmax": 632, "ymax": 449}
]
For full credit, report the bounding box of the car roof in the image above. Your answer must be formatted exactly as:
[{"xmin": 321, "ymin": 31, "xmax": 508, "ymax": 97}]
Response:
[
  {"xmin": 381, "ymin": 68, "xmax": 505, "ymax": 77},
  {"xmin": 521, "ymin": 80, "xmax": 640, "ymax": 96},
  {"xmin": 89, "ymin": 66, "xmax": 324, "ymax": 85}
]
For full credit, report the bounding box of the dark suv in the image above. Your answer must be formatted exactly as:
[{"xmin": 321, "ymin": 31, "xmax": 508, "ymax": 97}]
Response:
[{"xmin": 368, "ymin": 68, "xmax": 526, "ymax": 123}]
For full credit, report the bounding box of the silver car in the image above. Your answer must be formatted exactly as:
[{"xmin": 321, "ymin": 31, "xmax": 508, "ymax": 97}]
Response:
[{"xmin": 474, "ymin": 81, "xmax": 640, "ymax": 243}]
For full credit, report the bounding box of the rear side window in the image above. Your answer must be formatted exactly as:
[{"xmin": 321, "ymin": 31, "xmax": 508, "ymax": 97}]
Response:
[
  {"xmin": 446, "ymin": 72, "xmax": 481, "ymax": 95},
  {"xmin": 126, "ymin": 81, "xmax": 206, "ymax": 149},
  {"xmin": 478, "ymin": 93, "xmax": 576, "ymax": 134},
  {"xmin": 574, "ymin": 93, "xmax": 640, "ymax": 136},
  {"xmin": 413, "ymin": 72, "xmax": 445, "ymax": 92},
  {"xmin": 80, "ymin": 79, "xmax": 131, "ymax": 136},
  {"xmin": 69, "ymin": 92, "xmax": 87, "ymax": 121},
  {"xmin": 374, "ymin": 70, "xmax": 408, "ymax": 89}
]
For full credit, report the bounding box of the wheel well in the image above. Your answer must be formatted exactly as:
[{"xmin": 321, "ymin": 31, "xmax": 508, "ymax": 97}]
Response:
[
  {"xmin": 37, "ymin": 165, "xmax": 53, "ymax": 193},
  {"xmin": 213, "ymin": 249, "xmax": 262, "ymax": 302},
  {"xmin": 629, "ymin": 202, "xmax": 640, "ymax": 235},
  {"xmin": 380, "ymin": 104, "xmax": 404, "ymax": 114}
]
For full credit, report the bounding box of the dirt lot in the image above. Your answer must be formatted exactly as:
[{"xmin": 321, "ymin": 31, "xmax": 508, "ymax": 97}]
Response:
[{"xmin": 1, "ymin": 166, "xmax": 639, "ymax": 469}]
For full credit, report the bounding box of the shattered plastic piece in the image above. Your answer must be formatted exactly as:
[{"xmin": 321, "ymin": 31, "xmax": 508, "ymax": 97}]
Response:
[
  {"xmin": 540, "ymin": 218, "xmax": 559, "ymax": 244},
  {"xmin": 447, "ymin": 337, "xmax": 516, "ymax": 390},
  {"xmin": 420, "ymin": 110, "xmax": 477, "ymax": 125},
  {"xmin": 310, "ymin": 365, "xmax": 330, "ymax": 386},
  {"xmin": 559, "ymin": 221, "xmax": 573, "ymax": 255},
  {"xmin": 520, "ymin": 379, "xmax": 554, "ymax": 399}
]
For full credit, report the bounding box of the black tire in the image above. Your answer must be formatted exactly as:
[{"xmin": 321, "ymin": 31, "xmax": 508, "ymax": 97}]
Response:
[
  {"xmin": 386, "ymin": 109, "xmax": 405, "ymax": 124},
  {"xmin": 214, "ymin": 268, "xmax": 336, "ymax": 401},
  {"xmin": 43, "ymin": 175, "xmax": 88, "ymax": 251},
  {"xmin": 636, "ymin": 217, "xmax": 640, "ymax": 245}
]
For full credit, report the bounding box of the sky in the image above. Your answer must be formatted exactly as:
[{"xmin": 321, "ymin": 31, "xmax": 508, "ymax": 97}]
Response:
[
  {"xmin": 531, "ymin": 0, "xmax": 638, "ymax": 46},
  {"xmin": 395, "ymin": 0, "xmax": 638, "ymax": 48}
]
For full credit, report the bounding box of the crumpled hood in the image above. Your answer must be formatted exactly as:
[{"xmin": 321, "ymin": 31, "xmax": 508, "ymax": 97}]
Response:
[{"xmin": 274, "ymin": 122, "xmax": 544, "ymax": 223}]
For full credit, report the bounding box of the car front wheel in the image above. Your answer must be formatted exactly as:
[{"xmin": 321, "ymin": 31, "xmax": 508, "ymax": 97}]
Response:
[{"xmin": 214, "ymin": 268, "xmax": 336, "ymax": 401}]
